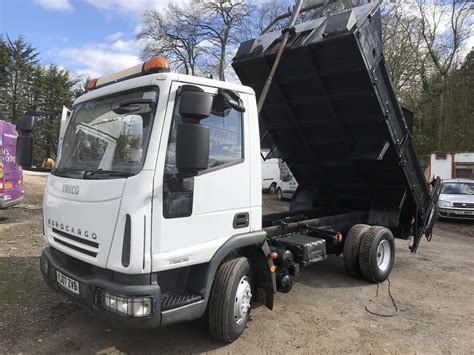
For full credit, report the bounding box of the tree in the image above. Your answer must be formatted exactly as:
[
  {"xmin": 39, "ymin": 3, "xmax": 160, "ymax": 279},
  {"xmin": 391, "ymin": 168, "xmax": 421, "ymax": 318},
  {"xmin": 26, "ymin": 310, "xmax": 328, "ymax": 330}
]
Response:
[
  {"xmin": 417, "ymin": 0, "xmax": 472, "ymax": 151},
  {"xmin": 382, "ymin": 2, "xmax": 428, "ymax": 98},
  {"xmin": 192, "ymin": 0, "xmax": 250, "ymax": 81},
  {"xmin": 443, "ymin": 49, "xmax": 473, "ymax": 152},
  {"xmin": 138, "ymin": 3, "xmax": 207, "ymax": 75},
  {"xmin": 4, "ymin": 36, "xmax": 39, "ymax": 122},
  {"xmin": 32, "ymin": 64, "xmax": 78, "ymax": 162}
]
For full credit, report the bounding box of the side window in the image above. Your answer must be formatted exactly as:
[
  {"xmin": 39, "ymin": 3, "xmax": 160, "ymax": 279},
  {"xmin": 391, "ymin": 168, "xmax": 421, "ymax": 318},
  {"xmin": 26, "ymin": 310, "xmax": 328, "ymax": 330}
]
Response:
[
  {"xmin": 163, "ymin": 95, "xmax": 193, "ymax": 218},
  {"xmin": 163, "ymin": 89, "xmax": 245, "ymax": 218},
  {"xmin": 202, "ymin": 108, "xmax": 243, "ymax": 169}
]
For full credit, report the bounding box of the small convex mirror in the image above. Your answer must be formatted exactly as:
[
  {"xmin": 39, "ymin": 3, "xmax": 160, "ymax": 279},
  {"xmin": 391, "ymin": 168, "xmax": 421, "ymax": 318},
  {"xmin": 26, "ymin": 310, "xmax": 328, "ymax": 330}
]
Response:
[{"xmin": 15, "ymin": 115, "xmax": 35, "ymax": 168}]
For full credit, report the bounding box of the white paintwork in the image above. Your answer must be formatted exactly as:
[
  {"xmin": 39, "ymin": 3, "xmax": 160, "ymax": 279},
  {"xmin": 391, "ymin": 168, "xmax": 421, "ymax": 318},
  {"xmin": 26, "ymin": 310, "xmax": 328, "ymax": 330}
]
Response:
[
  {"xmin": 455, "ymin": 153, "xmax": 474, "ymax": 163},
  {"xmin": 429, "ymin": 153, "xmax": 474, "ymax": 180},
  {"xmin": 429, "ymin": 153, "xmax": 453, "ymax": 180},
  {"xmin": 151, "ymin": 81, "xmax": 254, "ymax": 271},
  {"xmin": 261, "ymin": 157, "xmax": 280, "ymax": 190},
  {"xmin": 43, "ymin": 71, "xmax": 261, "ymax": 275}
]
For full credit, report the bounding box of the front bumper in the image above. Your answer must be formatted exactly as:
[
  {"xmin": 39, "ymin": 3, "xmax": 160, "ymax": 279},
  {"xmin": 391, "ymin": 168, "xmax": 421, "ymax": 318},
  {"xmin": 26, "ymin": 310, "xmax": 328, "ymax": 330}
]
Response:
[
  {"xmin": 40, "ymin": 246, "xmax": 162, "ymax": 328},
  {"xmin": 0, "ymin": 194, "xmax": 24, "ymax": 209},
  {"xmin": 438, "ymin": 207, "xmax": 474, "ymax": 220}
]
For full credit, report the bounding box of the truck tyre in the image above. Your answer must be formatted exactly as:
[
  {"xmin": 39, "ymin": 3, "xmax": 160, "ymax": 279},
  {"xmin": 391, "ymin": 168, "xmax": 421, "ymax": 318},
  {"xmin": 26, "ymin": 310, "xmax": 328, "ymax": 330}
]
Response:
[
  {"xmin": 359, "ymin": 226, "xmax": 395, "ymax": 283},
  {"xmin": 208, "ymin": 257, "xmax": 253, "ymax": 343},
  {"xmin": 277, "ymin": 188, "xmax": 283, "ymax": 200},
  {"xmin": 343, "ymin": 224, "xmax": 371, "ymax": 277}
]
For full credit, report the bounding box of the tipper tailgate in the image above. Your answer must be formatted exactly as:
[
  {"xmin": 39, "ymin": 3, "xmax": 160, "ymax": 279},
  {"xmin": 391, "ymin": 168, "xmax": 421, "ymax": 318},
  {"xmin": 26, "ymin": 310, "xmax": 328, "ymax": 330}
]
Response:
[{"xmin": 232, "ymin": 1, "xmax": 440, "ymax": 251}]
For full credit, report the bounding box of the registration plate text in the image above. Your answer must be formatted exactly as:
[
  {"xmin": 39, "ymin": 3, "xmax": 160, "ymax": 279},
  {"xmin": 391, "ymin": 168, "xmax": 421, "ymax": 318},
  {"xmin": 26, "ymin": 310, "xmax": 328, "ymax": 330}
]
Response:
[{"xmin": 56, "ymin": 271, "xmax": 79, "ymax": 294}]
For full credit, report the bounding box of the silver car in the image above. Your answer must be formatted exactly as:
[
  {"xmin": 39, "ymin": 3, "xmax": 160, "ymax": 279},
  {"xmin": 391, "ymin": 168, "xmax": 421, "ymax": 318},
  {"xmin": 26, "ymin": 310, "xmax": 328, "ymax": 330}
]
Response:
[{"xmin": 438, "ymin": 179, "xmax": 474, "ymax": 220}]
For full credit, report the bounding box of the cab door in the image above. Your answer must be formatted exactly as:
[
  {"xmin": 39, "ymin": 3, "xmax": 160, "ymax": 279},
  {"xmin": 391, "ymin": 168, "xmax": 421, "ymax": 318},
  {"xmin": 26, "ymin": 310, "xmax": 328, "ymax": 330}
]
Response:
[{"xmin": 152, "ymin": 82, "xmax": 251, "ymax": 270}]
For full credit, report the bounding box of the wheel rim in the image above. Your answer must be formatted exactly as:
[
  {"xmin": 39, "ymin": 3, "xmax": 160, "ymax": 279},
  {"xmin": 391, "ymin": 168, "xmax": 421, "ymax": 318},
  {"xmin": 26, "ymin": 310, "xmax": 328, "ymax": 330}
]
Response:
[
  {"xmin": 234, "ymin": 276, "xmax": 252, "ymax": 325},
  {"xmin": 377, "ymin": 239, "xmax": 391, "ymax": 272}
]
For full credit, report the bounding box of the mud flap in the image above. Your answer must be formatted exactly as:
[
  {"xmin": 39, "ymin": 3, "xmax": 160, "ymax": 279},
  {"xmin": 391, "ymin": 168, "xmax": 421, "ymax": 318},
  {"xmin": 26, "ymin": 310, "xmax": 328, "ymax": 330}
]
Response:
[{"xmin": 258, "ymin": 241, "xmax": 276, "ymax": 310}]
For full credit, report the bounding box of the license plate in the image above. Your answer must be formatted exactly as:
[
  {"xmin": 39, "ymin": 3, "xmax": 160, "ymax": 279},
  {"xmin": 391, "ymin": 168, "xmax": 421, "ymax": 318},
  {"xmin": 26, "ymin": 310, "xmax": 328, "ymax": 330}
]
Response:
[
  {"xmin": 56, "ymin": 271, "xmax": 80, "ymax": 294},
  {"xmin": 4, "ymin": 182, "xmax": 12, "ymax": 189},
  {"xmin": 454, "ymin": 210, "xmax": 474, "ymax": 215}
]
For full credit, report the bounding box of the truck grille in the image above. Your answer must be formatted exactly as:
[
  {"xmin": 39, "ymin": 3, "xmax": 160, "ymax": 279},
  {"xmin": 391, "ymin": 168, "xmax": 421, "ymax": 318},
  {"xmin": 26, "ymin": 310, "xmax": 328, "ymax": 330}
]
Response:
[
  {"xmin": 52, "ymin": 228, "xmax": 98, "ymax": 257},
  {"xmin": 453, "ymin": 202, "xmax": 474, "ymax": 208}
]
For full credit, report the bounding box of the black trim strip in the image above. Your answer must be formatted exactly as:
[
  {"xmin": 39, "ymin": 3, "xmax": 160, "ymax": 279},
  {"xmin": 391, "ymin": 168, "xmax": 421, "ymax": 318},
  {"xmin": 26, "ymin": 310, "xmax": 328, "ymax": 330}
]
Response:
[
  {"xmin": 122, "ymin": 215, "xmax": 131, "ymax": 267},
  {"xmin": 53, "ymin": 238, "xmax": 97, "ymax": 257},
  {"xmin": 52, "ymin": 228, "xmax": 99, "ymax": 248}
]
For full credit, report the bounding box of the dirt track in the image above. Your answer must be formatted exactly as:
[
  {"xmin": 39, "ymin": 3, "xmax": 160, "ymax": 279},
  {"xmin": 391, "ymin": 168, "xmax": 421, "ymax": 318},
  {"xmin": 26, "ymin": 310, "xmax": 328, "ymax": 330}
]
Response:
[{"xmin": 1, "ymin": 172, "xmax": 474, "ymax": 353}]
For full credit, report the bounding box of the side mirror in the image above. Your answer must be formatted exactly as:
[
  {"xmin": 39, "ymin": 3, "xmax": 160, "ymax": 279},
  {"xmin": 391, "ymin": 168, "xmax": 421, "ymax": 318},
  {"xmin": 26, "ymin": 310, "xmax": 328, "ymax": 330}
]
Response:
[
  {"xmin": 16, "ymin": 135, "xmax": 34, "ymax": 167},
  {"xmin": 16, "ymin": 115, "xmax": 35, "ymax": 168},
  {"xmin": 16, "ymin": 115, "xmax": 35, "ymax": 132},
  {"xmin": 179, "ymin": 88, "xmax": 213, "ymax": 120},
  {"xmin": 176, "ymin": 122, "xmax": 210, "ymax": 175}
]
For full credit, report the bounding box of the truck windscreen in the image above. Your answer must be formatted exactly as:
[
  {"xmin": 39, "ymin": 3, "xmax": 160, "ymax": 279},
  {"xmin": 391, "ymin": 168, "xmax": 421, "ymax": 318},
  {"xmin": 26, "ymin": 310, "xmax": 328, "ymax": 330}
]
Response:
[{"xmin": 55, "ymin": 86, "xmax": 159, "ymax": 178}]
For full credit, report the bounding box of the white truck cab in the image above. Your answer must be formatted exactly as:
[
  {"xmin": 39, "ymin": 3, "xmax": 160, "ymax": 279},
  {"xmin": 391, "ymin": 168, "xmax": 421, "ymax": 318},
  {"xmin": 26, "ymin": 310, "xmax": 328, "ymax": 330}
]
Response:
[{"xmin": 28, "ymin": 57, "xmax": 267, "ymax": 335}]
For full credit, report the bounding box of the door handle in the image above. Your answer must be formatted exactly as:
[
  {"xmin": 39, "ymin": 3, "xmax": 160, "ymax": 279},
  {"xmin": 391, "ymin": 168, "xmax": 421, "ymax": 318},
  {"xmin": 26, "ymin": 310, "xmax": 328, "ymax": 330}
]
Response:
[{"xmin": 233, "ymin": 213, "xmax": 249, "ymax": 229}]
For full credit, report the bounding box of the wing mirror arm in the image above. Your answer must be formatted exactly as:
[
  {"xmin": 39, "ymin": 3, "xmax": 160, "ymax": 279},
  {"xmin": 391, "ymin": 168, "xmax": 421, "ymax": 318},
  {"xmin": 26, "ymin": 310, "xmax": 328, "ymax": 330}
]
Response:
[{"xmin": 218, "ymin": 89, "xmax": 246, "ymax": 113}]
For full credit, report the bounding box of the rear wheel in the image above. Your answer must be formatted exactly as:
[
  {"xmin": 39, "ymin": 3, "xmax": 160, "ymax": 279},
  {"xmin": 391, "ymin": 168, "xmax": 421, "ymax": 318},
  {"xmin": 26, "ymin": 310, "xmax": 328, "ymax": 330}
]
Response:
[
  {"xmin": 277, "ymin": 188, "xmax": 283, "ymax": 200},
  {"xmin": 269, "ymin": 183, "xmax": 277, "ymax": 194},
  {"xmin": 208, "ymin": 257, "xmax": 252, "ymax": 343},
  {"xmin": 359, "ymin": 226, "xmax": 395, "ymax": 283},
  {"xmin": 343, "ymin": 224, "xmax": 370, "ymax": 277}
]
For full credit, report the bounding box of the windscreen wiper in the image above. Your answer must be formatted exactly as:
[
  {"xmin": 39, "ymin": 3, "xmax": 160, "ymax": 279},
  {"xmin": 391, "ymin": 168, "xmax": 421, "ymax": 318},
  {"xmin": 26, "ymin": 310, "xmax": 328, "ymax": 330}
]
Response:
[
  {"xmin": 83, "ymin": 169, "xmax": 134, "ymax": 179},
  {"xmin": 52, "ymin": 167, "xmax": 85, "ymax": 178}
]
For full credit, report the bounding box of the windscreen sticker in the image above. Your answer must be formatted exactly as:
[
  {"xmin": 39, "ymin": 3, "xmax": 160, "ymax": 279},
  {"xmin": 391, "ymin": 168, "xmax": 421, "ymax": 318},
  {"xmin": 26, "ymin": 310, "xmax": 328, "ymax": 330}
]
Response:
[{"xmin": 143, "ymin": 91, "xmax": 157, "ymax": 101}]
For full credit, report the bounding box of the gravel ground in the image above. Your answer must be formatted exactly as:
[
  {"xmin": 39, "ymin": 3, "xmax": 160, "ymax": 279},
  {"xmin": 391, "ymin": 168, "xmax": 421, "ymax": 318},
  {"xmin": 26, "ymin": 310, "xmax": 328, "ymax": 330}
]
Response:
[
  {"xmin": 435, "ymin": 219, "xmax": 474, "ymax": 238},
  {"xmin": 1, "ymin": 173, "xmax": 473, "ymax": 353}
]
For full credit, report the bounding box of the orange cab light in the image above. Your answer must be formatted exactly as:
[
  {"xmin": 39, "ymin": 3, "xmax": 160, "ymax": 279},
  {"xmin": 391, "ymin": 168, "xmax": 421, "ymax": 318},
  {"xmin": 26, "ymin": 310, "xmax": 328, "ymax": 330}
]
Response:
[
  {"xmin": 270, "ymin": 265, "xmax": 277, "ymax": 273},
  {"xmin": 143, "ymin": 55, "xmax": 170, "ymax": 73},
  {"xmin": 86, "ymin": 78, "xmax": 98, "ymax": 91},
  {"xmin": 270, "ymin": 252, "xmax": 278, "ymax": 260},
  {"xmin": 338, "ymin": 233, "xmax": 343, "ymax": 242}
]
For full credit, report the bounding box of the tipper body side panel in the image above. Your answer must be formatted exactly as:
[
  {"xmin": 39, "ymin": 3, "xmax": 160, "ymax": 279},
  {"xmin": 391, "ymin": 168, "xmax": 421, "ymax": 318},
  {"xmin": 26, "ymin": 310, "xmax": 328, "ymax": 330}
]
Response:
[{"xmin": 232, "ymin": 1, "xmax": 439, "ymax": 248}]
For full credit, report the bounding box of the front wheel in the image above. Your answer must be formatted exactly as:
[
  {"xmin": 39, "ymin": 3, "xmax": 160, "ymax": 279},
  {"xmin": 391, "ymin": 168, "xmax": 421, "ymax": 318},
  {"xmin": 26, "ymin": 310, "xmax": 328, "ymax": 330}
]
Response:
[
  {"xmin": 277, "ymin": 188, "xmax": 283, "ymax": 200},
  {"xmin": 358, "ymin": 226, "xmax": 395, "ymax": 283},
  {"xmin": 208, "ymin": 257, "xmax": 252, "ymax": 343}
]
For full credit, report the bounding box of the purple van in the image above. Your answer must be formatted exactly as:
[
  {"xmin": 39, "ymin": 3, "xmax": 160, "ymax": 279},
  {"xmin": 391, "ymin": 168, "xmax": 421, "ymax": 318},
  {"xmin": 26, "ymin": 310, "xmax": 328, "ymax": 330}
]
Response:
[{"xmin": 0, "ymin": 120, "xmax": 24, "ymax": 209}]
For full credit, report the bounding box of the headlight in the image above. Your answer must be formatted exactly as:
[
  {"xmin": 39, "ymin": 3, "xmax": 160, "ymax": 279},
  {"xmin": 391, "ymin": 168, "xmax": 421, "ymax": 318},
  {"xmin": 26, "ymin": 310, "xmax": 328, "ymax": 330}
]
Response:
[
  {"xmin": 102, "ymin": 291, "xmax": 152, "ymax": 317},
  {"xmin": 438, "ymin": 200, "xmax": 452, "ymax": 208}
]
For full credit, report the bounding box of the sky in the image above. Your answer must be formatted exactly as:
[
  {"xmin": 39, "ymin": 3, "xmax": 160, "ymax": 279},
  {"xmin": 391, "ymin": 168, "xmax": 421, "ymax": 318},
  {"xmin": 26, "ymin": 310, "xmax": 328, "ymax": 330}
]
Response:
[
  {"xmin": 1, "ymin": 0, "xmax": 472, "ymax": 83},
  {"xmin": 0, "ymin": 0, "xmax": 173, "ymax": 80}
]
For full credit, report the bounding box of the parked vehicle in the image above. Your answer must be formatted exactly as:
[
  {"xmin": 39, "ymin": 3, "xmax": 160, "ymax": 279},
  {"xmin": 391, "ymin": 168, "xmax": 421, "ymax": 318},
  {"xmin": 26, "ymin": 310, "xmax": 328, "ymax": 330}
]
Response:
[
  {"xmin": 0, "ymin": 120, "xmax": 23, "ymax": 209},
  {"xmin": 15, "ymin": 0, "xmax": 440, "ymax": 343},
  {"xmin": 276, "ymin": 173, "xmax": 298, "ymax": 200},
  {"xmin": 261, "ymin": 156, "xmax": 280, "ymax": 193},
  {"xmin": 438, "ymin": 179, "xmax": 474, "ymax": 220}
]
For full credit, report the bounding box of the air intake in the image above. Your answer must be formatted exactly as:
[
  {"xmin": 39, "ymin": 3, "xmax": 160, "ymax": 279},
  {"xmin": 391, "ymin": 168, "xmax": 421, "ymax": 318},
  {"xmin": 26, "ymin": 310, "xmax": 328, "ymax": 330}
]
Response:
[{"xmin": 121, "ymin": 215, "xmax": 131, "ymax": 267}]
